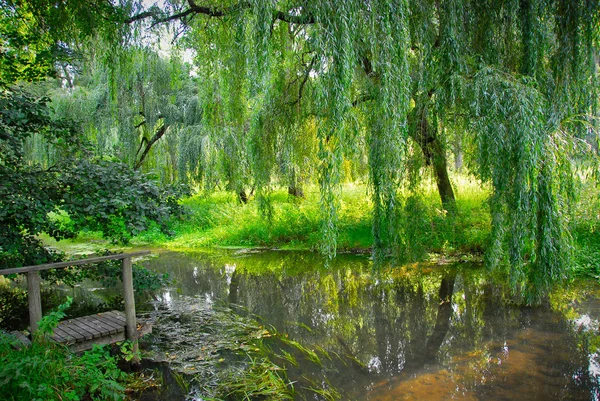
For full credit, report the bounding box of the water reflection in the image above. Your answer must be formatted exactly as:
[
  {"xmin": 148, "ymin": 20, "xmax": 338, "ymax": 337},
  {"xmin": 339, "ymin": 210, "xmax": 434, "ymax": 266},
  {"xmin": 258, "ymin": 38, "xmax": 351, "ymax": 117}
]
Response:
[{"xmin": 142, "ymin": 250, "xmax": 600, "ymax": 400}]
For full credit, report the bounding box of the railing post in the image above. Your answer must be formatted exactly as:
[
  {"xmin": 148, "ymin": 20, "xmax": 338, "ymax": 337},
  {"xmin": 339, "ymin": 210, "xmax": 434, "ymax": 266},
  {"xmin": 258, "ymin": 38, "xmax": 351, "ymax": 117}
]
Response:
[
  {"xmin": 27, "ymin": 271, "xmax": 42, "ymax": 334},
  {"xmin": 121, "ymin": 256, "xmax": 140, "ymax": 364}
]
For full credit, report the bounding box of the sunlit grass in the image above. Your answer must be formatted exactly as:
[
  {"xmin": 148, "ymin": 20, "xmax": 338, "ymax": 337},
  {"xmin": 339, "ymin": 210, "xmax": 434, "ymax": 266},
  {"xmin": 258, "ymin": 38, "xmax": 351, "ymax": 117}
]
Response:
[
  {"xmin": 572, "ymin": 178, "xmax": 600, "ymax": 278},
  {"xmin": 135, "ymin": 174, "xmax": 493, "ymax": 261},
  {"xmin": 38, "ymin": 172, "xmax": 600, "ymax": 269}
]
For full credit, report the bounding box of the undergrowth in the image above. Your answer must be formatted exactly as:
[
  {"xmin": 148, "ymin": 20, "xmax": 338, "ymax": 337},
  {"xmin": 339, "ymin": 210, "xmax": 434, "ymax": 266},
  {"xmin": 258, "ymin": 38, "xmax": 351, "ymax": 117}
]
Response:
[
  {"xmin": 572, "ymin": 179, "xmax": 600, "ymax": 280},
  {"xmin": 0, "ymin": 298, "xmax": 130, "ymax": 401}
]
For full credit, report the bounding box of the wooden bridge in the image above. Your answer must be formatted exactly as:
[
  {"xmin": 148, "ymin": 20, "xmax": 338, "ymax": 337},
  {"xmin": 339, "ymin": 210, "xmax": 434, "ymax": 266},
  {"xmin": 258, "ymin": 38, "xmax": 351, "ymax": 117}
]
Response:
[{"xmin": 1, "ymin": 251, "xmax": 152, "ymax": 359}]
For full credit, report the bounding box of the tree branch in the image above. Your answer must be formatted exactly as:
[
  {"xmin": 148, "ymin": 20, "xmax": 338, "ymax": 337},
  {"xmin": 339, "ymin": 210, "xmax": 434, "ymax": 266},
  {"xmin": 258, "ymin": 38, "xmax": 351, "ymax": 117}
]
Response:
[
  {"xmin": 125, "ymin": 1, "xmax": 315, "ymax": 26},
  {"xmin": 134, "ymin": 125, "xmax": 168, "ymax": 170},
  {"xmin": 134, "ymin": 120, "xmax": 146, "ymax": 130},
  {"xmin": 289, "ymin": 55, "xmax": 317, "ymax": 106},
  {"xmin": 352, "ymin": 94, "xmax": 374, "ymax": 107}
]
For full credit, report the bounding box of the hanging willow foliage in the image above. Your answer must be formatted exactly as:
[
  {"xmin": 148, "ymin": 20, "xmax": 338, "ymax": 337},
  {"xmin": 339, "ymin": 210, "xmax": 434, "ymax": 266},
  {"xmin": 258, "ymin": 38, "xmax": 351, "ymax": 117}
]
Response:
[
  {"xmin": 360, "ymin": 0, "xmax": 412, "ymax": 261},
  {"xmin": 122, "ymin": 0, "xmax": 597, "ymax": 290},
  {"xmin": 29, "ymin": 0, "xmax": 599, "ymax": 299},
  {"xmin": 470, "ymin": 68, "xmax": 572, "ymax": 300}
]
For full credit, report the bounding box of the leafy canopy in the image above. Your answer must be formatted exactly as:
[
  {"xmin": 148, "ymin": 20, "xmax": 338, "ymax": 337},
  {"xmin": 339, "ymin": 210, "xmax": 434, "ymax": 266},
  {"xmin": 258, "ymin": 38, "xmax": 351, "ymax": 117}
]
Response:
[
  {"xmin": 0, "ymin": 0, "xmax": 186, "ymax": 268},
  {"xmin": 119, "ymin": 0, "xmax": 599, "ymax": 301}
]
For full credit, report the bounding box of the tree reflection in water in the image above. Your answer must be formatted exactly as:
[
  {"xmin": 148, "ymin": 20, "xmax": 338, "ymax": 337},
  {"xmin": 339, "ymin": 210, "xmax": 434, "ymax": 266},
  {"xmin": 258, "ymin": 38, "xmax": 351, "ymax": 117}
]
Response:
[{"xmin": 142, "ymin": 250, "xmax": 600, "ymax": 400}]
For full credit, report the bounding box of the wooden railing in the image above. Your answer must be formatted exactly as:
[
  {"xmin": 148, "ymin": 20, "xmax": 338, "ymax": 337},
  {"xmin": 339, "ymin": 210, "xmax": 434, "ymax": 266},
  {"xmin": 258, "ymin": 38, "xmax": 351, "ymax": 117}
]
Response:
[{"xmin": 0, "ymin": 251, "xmax": 150, "ymax": 358}]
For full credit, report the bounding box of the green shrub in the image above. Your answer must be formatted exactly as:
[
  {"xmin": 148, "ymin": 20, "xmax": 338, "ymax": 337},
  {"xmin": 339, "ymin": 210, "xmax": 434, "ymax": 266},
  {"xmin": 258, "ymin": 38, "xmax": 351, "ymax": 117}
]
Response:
[
  {"xmin": 0, "ymin": 285, "xmax": 28, "ymax": 331},
  {"xmin": 0, "ymin": 299, "xmax": 130, "ymax": 401}
]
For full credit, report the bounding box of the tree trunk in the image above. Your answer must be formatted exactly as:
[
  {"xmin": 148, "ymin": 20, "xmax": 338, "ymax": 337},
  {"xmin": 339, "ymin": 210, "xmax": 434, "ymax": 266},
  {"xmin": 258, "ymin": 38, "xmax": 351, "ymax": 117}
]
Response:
[
  {"xmin": 410, "ymin": 108, "xmax": 456, "ymax": 212},
  {"xmin": 288, "ymin": 184, "xmax": 304, "ymax": 198},
  {"xmin": 454, "ymin": 135, "xmax": 463, "ymax": 171},
  {"xmin": 425, "ymin": 138, "xmax": 456, "ymax": 210},
  {"xmin": 134, "ymin": 124, "xmax": 168, "ymax": 170}
]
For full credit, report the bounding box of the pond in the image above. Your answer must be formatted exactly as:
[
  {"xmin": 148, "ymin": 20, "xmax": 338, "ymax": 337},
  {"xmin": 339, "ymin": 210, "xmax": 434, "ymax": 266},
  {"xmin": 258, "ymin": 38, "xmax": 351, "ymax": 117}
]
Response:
[{"xmin": 136, "ymin": 249, "xmax": 600, "ymax": 400}]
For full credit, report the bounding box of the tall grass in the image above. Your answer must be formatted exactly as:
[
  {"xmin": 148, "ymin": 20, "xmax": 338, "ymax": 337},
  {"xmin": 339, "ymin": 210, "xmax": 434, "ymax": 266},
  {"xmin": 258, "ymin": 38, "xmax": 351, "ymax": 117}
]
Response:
[
  {"xmin": 132, "ymin": 175, "xmax": 492, "ymax": 260},
  {"xmin": 572, "ymin": 178, "xmax": 600, "ymax": 278},
  {"xmin": 51, "ymin": 172, "xmax": 600, "ymax": 269}
]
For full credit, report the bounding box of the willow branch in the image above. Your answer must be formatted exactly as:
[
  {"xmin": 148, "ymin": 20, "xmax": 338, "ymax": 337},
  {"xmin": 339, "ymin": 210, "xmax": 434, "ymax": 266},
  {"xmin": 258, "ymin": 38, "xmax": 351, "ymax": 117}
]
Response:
[
  {"xmin": 289, "ymin": 55, "xmax": 317, "ymax": 106},
  {"xmin": 125, "ymin": 1, "xmax": 315, "ymax": 25},
  {"xmin": 134, "ymin": 125, "xmax": 168, "ymax": 170},
  {"xmin": 351, "ymin": 94, "xmax": 374, "ymax": 107}
]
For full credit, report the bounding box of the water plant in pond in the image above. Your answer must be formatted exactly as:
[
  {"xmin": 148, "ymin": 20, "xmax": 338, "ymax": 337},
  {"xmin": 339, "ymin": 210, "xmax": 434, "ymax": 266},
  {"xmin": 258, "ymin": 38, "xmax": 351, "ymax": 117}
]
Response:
[
  {"xmin": 141, "ymin": 293, "xmax": 344, "ymax": 400},
  {"xmin": 139, "ymin": 250, "xmax": 600, "ymax": 400}
]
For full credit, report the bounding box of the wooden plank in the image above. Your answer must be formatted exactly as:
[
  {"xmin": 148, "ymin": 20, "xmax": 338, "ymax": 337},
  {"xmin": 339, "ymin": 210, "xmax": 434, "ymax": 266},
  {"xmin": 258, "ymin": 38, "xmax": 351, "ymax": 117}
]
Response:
[
  {"xmin": 86, "ymin": 315, "xmax": 123, "ymax": 334},
  {"xmin": 55, "ymin": 325, "xmax": 79, "ymax": 342},
  {"xmin": 75, "ymin": 319, "xmax": 105, "ymax": 339},
  {"xmin": 51, "ymin": 328, "xmax": 68, "ymax": 343},
  {"xmin": 0, "ymin": 251, "xmax": 151, "ymax": 276},
  {"xmin": 55, "ymin": 325, "xmax": 80, "ymax": 342},
  {"xmin": 100, "ymin": 318, "xmax": 125, "ymax": 332},
  {"xmin": 78, "ymin": 316, "xmax": 117, "ymax": 336},
  {"xmin": 27, "ymin": 271, "xmax": 42, "ymax": 334},
  {"xmin": 97, "ymin": 313, "xmax": 126, "ymax": 332},
  {"xmin": 101, "ymin": 311, "xmax": 126, "ymax": 327},
  {"xmin": 61, "ymin": 320, "xmax": 94, "ymax": 341},
  {"xmin": 69, "ymin": 331, "xmax": 126, "ymax": 352},
  {"xmin": 61, "ymin": 324, "xmax": 87, "ymax": 343},
  {"xmin": 52, "ymin": 314, "xmax": 151, "ymax": 348},
  {"xmin": 55, "ymin": 314, "xmax": 123, "ymax": 343}
]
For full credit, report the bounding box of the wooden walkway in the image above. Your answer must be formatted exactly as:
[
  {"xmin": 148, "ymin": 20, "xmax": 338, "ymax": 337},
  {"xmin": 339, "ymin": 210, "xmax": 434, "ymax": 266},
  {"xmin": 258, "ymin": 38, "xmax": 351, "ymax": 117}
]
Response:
[
  {"xmin": 1, "ymin": 252, "xmax": 152, "ymax": 359},
  {"xmin": 51, "ymin": 311, "xmax": 151, "ymax": 352}
]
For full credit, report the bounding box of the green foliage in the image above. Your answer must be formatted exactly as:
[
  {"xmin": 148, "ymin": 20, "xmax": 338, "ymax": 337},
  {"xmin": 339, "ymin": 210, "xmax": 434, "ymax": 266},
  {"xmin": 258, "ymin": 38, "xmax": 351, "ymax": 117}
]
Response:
[
  {"xmin": 0, "ymin": 285, "xmax": 28, "ymax": 330},
  {"xmin": 572, "ymin": 179, "xmax": 600, "ymax": 280},
  {"xmin": 61, "ymin": 159, "xmax": 187, "ymax": 243},
  {"xmin": 78, "ymin": 251, "xmax": 170, "ymax": 292},
  {"xmin": 470, "ymin": 68, "xmax": 578, "ymax": 301},
  {"xmin": 0, "ymin": 299, "xmax": 129, "ymax": 401},
  {"xmin": 138, "ymin": 181, "xmax": 490, "ymax": 262},
  {"xmin": 36, "ymin": 296, "xmax": 72, "ymax": 337},
  {"xmin": 0, "ymin": 86, "xmax": 187, "ymax": 268},
  {"xmin": 0, "ymin": 3, "xmax": 56, "ymax": 84},
  {"xmin": 3, "ymin": 0, "xmax": 599, "ymax": 299},
  {"xmin": 0, "ymin": 86, "xmax": 79, "ymax": 268},
  {"xmin": 217, "ymin": 355, "xmax": 294, "ymax": 401},
  {"xmin": 0, "ymin": 0, "xmax": 188, "ymax": 270}
]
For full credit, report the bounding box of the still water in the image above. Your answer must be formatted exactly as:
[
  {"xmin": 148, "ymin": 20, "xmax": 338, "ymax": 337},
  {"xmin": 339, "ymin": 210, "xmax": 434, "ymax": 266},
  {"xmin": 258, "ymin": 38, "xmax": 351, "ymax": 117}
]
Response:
[{"xmin": 138, "ymin": 250, "xmax": 600, "ymax": 400}]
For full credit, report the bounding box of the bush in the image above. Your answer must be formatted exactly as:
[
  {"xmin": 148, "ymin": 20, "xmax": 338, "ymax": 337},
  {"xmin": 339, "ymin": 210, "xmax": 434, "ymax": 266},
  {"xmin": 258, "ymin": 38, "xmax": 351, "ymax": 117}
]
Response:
[
  {"xmin": 0, "ymin": 285, "xmax": 28, "ymax": 331},
  {"xmin": 0, "ymin": 299, "xmax": 130, "ymax": 401}
]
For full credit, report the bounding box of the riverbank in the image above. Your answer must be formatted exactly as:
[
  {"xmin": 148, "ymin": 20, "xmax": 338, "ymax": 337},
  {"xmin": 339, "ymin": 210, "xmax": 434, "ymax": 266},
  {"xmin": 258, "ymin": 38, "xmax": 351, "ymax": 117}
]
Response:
[
  {"xmin": 44, "ymin": 178, "xmax": 489, "ymax": 258},
  {"xmin": 41, "ymin": 176, "xmax": 600, "ymax": 277}
]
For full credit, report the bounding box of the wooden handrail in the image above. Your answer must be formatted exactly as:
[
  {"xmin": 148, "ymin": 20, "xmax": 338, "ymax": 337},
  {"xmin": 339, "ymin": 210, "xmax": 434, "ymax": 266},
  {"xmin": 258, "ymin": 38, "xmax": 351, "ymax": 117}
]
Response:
[
  {"xmin": 0, "ymin": 251, "xmax": 151, "ymax": 275},
  {"xmin": 3, "ymin": 251, "xmax": 151, "ymax": 363}
]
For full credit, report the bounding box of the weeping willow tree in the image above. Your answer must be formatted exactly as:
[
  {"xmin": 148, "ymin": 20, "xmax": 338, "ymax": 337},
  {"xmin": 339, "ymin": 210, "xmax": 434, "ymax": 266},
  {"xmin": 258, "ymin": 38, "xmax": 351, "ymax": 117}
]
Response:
[
  {"xmin": 0, "ymin": 0, "xmax": 192, "ymax": 267},
  {"xmin": 121, "ymin": 0, "xmax": 599, "ymax": 300},
  {"xmin": 4, "ymin": 0, "xmax": 596, "ymax": 299},
  {"xmin": 49, "ymin": 46, "xmax": 199, "ymax": 185}
]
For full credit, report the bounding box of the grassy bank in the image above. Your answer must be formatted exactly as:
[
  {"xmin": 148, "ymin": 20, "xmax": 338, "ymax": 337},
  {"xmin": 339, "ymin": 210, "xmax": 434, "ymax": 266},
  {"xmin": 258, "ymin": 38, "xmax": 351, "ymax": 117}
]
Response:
[
  {"xmin": 130, "ymin": 177, "xmax": 491, "ymax": 258},
  {"xmin": 42, "ymin": 174, "xmax": 600, "ymax": 274}
]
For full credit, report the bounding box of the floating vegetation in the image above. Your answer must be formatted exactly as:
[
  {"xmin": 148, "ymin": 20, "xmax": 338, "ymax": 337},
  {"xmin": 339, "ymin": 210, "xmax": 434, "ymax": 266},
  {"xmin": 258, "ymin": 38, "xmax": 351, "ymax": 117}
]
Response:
[{"xmin": 140, "ymin": 295, "xmax": 341, "ymax": 400}]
